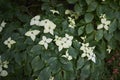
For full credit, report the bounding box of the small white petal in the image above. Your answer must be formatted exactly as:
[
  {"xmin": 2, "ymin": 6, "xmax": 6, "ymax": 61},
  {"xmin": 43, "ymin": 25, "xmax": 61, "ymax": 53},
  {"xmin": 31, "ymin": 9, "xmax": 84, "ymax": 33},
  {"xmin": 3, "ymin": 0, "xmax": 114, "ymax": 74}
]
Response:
[
  {"xmin": 68, "ymin": 56, "xmax": 72, "ymax": 60},
  {"xmin": 33, "ymin": 30, "xmax": 40, "ymax": 35},
  {"xmin": 30, "ymin": 35, "xmax": 36, "ymax": 41},
  {"xmin": 42, "ymin": 36, "xmax": 47, "ymax": 41},
  {"xmin": 50, "ymin": 10, "xmax": 59, "ymax": 14},
  {"xmin": 46, "ymin": 38, "xmax": 52, "ymax": 43},
  {"xmin": 0, "ymin": 70, "xmax": 8, "ymax": 77},
  {"xmin": 39, "ymin": 40, "xmax": 44, "ymax": 45},
  {"xmin": 10, "ymin": 40, "xmax": 16, "ymax": 44},
  {"xmin": 97, "ymin": 24, "xmax": 104, "ymax": 29},
  {"xmin": 1, "ymin": 21, "xmax": 6, "ymax": 27},
  {"xmin": 104, "ymin": 25, "xmax": 109, "ymax": 30},
  {"xmin": 25, "ymin": 31, "xmax": 31, "ymax": 36},
  {"xmin": 0, "ymin": 27, "xmax": 3, "ymax": 32},
  {"xmin": 81, "ymin": 53, "xmax": 87, "ymax": 57},
  {"xmin": 0, "ymin": 66, "xmax": 2, "ymax": 72},
  {"xmin": 58, "ymin": 46, "xmax": 63, "ymax": 51},
  {"xmin": 44, "ymin": 43, "xmax": 48, "ymax": 49}
]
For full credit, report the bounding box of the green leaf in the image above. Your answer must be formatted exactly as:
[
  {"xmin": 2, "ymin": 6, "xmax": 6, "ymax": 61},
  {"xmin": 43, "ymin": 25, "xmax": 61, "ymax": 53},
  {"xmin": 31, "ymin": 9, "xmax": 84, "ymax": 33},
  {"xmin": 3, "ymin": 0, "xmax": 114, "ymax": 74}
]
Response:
[
  {"xmin": 78, "ymin": 26, "xmax": 85, "ymax": 36},
  {"xmin": 95, "ymin": 30, "xmax": 103, "ymax": 41},
  {"xmin": 62, "ymin": 61, "xmax": 73, "ymax": 71},
  {"xmin": 31, "ymin": 56, "xmax": 44, "ymax": 72},
  {"xmin": 30, "ymin": 45, "xmax": 43, "ymax": 55},
  {"xmin": 84, "ymin": 13, "xmax": 94, "ymax": 23},
  {"xmin": 109, "ymin": 19, "xmax": 117, "ymax": 33},
  {"xmin": 74, "ymin": 3, "xmax": 82, "ymax": 13},
  {"xmin": 67, "ymin": 0, "xmax": 77, "ymax": 4},
  {"xmin": 39, "ymin": 67, "xmax": 51, "ymax": 80},
  {"xmin": 41, "ymin": 0, "xmax": 49, "ymax": 2},
  {"xmin": 48, "ymin": 57, "xmax": 60, "ymax": 74},
  {"xmin": 80, "ymin": 64, "xmax": 90, "ymax": 80},
  {"xmin": 114, "ymin": 31, "xmax": 120, "ymax": 41},
  {"xmin": 85, "ymin": 0, "xmax": 94, "ymax": 5},
  {"xmin": 87, "ymin": 2, "xmax": 98, "ymax": 12},
  {"xmin": 108, "ymin": 38, "xmax": 118, "ymax": 49},
  {"xmin": 68, "ymin": 47, "xmax": 78, "ymax": 59},
  {"xmin": 77, "ymin": 57, "xmax": 85, "ymax": 70},
  {"xmin": 86, "ymin": 23, "xmax": 94, "ymax": 34},
  {"xmin": 104, "ymin": 31, "xmax": 113, "ymax": 41},
  {"xmin": 72, "ymin": 40, "xmax": 81, "ymax": 50}
]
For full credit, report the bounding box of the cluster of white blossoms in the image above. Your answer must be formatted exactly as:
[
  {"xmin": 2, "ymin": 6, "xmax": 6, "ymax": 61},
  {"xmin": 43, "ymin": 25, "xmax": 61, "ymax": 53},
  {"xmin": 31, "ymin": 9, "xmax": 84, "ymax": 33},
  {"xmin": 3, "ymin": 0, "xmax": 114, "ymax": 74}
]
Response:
[
  {"xmin": 0, "ymin": 21, "xmax": 6, "ymax": 32},
  {"xmin": 54, "ymin": 34, "xmax": 73, "ymax": 51},
  {"xmin": 65, "ymin": 10, "xmax": 76, "ymax": 29},
  {"xmin": 0, "ymin": 56, "xmax": 9, "ymax": 77},
  {"xmin": 62, "ymin": 50, "xmax": 72, "ymax": 60},
  {"xmin": 80, "ymin": 43, "xmax": 96, "ymax": 63},
  {"xmin": 4, "ymin": 37, "xmax": 16, "ymax": 48},
  {"xmin": 97, "ymin": 14, "xmax": 111, "ymax": 30},
  {"xmin": 30, "ymin": 15, "xmax": 56, "ymax": 35}
]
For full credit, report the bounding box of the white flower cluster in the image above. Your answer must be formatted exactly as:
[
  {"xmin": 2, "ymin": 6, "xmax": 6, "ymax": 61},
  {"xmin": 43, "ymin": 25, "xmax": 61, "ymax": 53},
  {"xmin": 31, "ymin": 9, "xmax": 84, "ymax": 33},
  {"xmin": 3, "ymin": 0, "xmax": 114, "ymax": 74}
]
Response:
[
  {"xmin": 30, "ymin": 15, "xmax": 56, "ymax": 35},
  {"xmin": 97, "ymin": 14, "xmax": 111, "ymax": 30},
  {"xmin": 4, "ymin": 37, "xmax": 16, "ymax": 48},
  {"xmin": 54, "ymin": 34, "xmax": 73, "ymax": 51},
  {"xmin": 0, "ymin": 56, "xmax": 9, "ymax": 77},
  {"xmin": 80, "ymin": 43, "xmax": 96, "ymax": 63},
  {"xmin": 0, "ymin": 21, "xmax": 6, "ymax": 32},
  {"xmin": 62, "ymin": 50, "xmax": 72, "ymax": 60}
]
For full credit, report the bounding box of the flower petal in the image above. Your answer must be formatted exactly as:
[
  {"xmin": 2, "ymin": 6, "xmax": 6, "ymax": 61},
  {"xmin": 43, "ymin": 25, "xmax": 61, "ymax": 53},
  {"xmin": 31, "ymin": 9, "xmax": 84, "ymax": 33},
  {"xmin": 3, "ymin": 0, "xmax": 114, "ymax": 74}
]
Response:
[
  {"xmin": 44, "ymin": 43, "xmax": 48, "ymax": 49},
  {"xmin": 97, "ymin": 24, "xmax": 104, "ymax": 29}
]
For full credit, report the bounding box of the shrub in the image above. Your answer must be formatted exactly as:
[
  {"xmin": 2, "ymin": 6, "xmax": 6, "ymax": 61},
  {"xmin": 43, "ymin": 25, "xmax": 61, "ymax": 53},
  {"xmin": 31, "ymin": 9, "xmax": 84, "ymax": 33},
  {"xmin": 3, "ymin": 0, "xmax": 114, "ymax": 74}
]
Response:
[{"xmin": 0, "ymin": 0, "xmax": 120, "ymax": 80}]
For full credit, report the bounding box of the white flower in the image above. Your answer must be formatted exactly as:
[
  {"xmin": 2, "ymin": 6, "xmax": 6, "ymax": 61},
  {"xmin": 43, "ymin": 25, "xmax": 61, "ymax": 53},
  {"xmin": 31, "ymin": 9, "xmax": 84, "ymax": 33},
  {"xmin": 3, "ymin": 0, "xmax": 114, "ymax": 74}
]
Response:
[
  {"xmin": 68, "ymin": 17, "xmax": 76, "ymax": 28},
  {"xmin": 97, "ymin": 14, "xmax": 111, "ymax": 30},
  {"xmin": 38, "ymin": 19, "xmax": 56, "ymax": 35},
  {"xmin": 80, "ymin": 43, "xmax": 89, "ymax": 51},
  {"xmin": 0, "ymin": 70, "xmax": 8, "ymax": 77},
  {"xmin": 80, "ymin": 43, "xmax": 96, "ymax": 63},
  {"xmin": 50, "ymin": 10, "xmax": 59, "ymax": 14},
  {"xmin": 106, "ymin": 45, "xmax": 112, "ymax": 53},
  {"xmin": 0, "ymin": 21, "xmax": 6, "ymax": 32},
  {"xmin": 2, "ymin": 61, "xmax": 9, "ymax": 68},
  {"xmin": 54, "ymin": 34, "xmax": 73, "ymax": 51},
  {"xmin": 4, "ymin": 37, "xmax": 16, "ymax": 48},
  {"xmin": 49, "ymin": 76, "xmax": 54, "ymax": 80},
  {"xmin": 30, "ymin": 15, "xmax": 40, "ymax": 26},
  {"xmin": 25, "ymin": 30, "xmax": 40, "ymax": 41},
  {"xmin": 65, "ymin": 10, "xmax": 71, "ymax": 14},
  {"xmin": 44, "ymin": 23, "xmax": 56, "ymax": 35},
  {"xmin": 38, "ymin": 36, "xmax": 52, "ymax": 49},
  {"xmin": 62, "ymin": 50, "xmax": 72, "ymax": 60},
  {"xmin": 81, "ymin": 36, "xmax": 86, "ymax": 42},
  {"xmin": 62, "ymin": 34, "xmax": 73, "ymax": 48}
]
